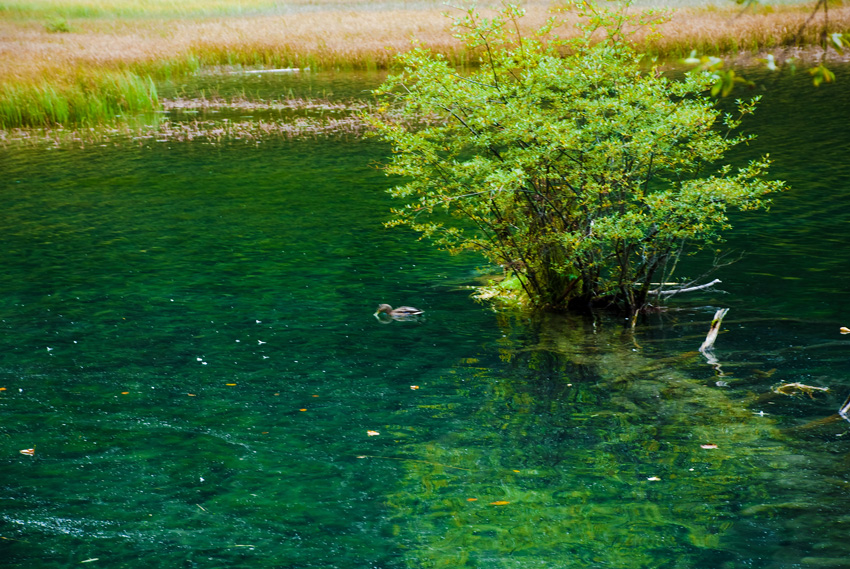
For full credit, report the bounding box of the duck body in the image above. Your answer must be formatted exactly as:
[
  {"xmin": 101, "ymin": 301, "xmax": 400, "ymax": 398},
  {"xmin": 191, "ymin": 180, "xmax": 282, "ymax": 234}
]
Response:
[{"xmin": 374, "ymin": 304, "xmax": 424, "ymax": 320}]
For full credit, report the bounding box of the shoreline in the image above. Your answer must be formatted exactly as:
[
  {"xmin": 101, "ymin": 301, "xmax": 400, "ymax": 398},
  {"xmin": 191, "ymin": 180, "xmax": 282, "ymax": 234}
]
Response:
[{"xmin": 1, "ymin": 1, "xmax": 848, "ymax": 129}]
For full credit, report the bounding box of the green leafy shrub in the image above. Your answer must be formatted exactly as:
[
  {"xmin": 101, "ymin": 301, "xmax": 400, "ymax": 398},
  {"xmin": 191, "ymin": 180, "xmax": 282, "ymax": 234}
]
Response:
[{"xmin": 369, "ymin": 1, "xmax": 784, "ymax": 314}]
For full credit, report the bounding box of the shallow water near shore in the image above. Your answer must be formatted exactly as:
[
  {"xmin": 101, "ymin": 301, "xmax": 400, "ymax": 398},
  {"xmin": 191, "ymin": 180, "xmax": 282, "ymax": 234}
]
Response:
[{"xmin": 1, "ymin": 66, "xmax": 850, "ymax": 568}]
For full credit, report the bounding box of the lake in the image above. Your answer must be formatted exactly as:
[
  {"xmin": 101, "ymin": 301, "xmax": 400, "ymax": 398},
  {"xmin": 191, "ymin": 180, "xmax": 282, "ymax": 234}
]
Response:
[{"xmin": 1, "ymin": 65, "xmax": 849, "ymax": 568}]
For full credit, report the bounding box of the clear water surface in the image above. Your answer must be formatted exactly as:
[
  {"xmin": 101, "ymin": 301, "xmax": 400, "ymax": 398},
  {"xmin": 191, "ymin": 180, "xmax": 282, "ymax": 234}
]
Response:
[{"xmin": 1, "ymin": 66, "xmax": 850, "ymax": 569}]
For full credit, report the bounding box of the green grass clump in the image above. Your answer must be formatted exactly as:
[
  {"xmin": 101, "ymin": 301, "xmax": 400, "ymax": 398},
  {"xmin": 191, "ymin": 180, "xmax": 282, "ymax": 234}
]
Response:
[
  {"xmin": 44, "ymin": 16, "xmax": 71, "ymax": 32},
  {"xmin": 0, "ymin": 70, "xmax": 159, "ymax": 129}
]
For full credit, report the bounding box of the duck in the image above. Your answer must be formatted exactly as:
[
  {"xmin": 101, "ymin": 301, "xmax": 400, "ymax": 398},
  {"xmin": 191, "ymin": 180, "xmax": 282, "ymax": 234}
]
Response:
[{"xmin": 374, "ymin": 304, "xmax": 424, "ymax": 320}]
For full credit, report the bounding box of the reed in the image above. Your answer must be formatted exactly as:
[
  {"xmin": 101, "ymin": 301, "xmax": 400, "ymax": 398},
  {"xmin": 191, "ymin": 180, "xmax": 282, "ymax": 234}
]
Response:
[
  {"xmin": 1, "ymin": 0, "xmax": 848, "ymax": 128},
  {"xmin": 0, "ymin": 70, "xmax": 158, "ymax": 128}
]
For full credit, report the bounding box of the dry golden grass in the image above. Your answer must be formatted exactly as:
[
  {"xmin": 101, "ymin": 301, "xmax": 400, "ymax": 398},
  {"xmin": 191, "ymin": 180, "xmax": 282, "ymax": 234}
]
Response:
[
  {"xmin": 0, "ymin": 6, "xmax": 546, "ymax": 84},
  {"xmin": 2, "ymin": 2, "xmax": 848, "ymax": 85},
  {"xmin": 648, "ymin": 4, "xmax": 850, "ymax": 56}
]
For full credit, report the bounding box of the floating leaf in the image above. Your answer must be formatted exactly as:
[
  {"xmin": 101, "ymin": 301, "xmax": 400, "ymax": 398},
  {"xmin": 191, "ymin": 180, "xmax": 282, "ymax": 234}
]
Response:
[
  {"xmin": 410, "ymin": 385, "xmax": 420, "ymax": 390},
  {"xmin": 19, "ymin": 448, "xmax": 35, "ymax": 456},
  {"xmin": 840, "ymin": 326, "xmax": 850, "ymax": 334},
  {"xmin": 809, "ymin": 65, "xmax": 835, "ymax": 87},
  {"xmin": 773, "ymin": 382, "xmax": 829, "ymax": 398},
  {"xmin": 367, "ymin": 430, "xmax": 380, "ymax": 436},
  {"xmin": 467, "ymin": 498, "xmax": 478, "ymax": 501},
  {"xmin": 647, "ymin": 476, "xmax": 661, "ymax": 481},
  {"xmin": 489, "ymin": 500, "xmax": 510, "ymax": 505},
  {"xmin": 226, "ymin": 383, "xmax": 237, "ymax": 386},
  {"xmin": 299, "ymin": 408, "xmax": 307, "ymax": 412},
  {"xmin": 701, "ymin": 444, "xmax": 719, "ymax": 449}
]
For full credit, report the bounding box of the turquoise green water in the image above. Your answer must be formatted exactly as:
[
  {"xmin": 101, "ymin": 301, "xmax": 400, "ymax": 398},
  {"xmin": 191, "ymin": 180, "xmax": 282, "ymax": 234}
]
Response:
[{"xmin": 1, "ymin": 67, "xmax": 850, "ymax": 568}]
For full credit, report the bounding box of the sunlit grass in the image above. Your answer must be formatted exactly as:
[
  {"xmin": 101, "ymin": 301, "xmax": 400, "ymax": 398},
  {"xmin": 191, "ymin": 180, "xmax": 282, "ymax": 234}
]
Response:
[{"xmin": 1, "ymin": 0, "xmax": 848, "ymax": 128}]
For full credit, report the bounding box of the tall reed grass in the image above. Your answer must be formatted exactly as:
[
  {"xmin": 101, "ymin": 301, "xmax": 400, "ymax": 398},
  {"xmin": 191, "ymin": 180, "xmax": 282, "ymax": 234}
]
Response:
[{"xmin": 0, "ymin": 70, "xmax": 158, "ymax": 128}]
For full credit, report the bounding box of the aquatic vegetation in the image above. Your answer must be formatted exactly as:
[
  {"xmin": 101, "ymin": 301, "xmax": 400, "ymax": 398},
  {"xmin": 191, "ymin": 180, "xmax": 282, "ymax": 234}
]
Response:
[
  {"xmin": 384, "ymin": 311, "xmax": 835, "ymax": 567},
  {"xmin": 0, "ymin": 117, "xmax": 364, "ymax": 147},
  {"xmin": 0, "ymin": 95, "xmax": 444, "ymax": 146}
]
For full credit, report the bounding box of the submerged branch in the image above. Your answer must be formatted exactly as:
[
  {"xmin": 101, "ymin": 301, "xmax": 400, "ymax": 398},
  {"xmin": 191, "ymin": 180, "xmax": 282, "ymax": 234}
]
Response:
[
  {"xmin": 648, "ymin": 278, "xmax": 722, "ymax": 298},
  {"xmin": 700, "ymin": 307, "xmax": 729, "ymax": 353}
]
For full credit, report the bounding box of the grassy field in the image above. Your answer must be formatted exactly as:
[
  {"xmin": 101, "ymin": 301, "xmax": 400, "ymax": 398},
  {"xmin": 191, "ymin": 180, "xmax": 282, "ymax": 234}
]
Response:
[{"xmin": 1, "ymin": 0, "xmax": 848, "ymax": 128}]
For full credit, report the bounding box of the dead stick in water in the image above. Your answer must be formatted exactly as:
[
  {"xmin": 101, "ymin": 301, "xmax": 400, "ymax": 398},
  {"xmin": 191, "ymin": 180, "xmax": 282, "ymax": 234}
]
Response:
[
  {"xmin": 840, "ymin": 393, "xmax": 850, "ymax": 421},
  {"xmin": 700, "ymin": 308, "xmax": 729, "ymax": 353}
]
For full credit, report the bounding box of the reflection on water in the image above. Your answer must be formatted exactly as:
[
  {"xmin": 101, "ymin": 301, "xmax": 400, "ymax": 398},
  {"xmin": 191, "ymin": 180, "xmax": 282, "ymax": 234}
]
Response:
[
  {"xmin": 157, "ymin": 69, "xmax": 386, "ymax": 103},
  {"xmin": 0, "ymin": 66, "xmax": 849, "ymax": 568}
]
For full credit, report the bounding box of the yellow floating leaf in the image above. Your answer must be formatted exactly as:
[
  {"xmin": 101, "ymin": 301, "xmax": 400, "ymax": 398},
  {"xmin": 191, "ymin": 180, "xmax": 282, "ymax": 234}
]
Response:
[
  {"xmin": 466, "ymin": 498, "xmax": 478, "ymax": 502},
  {"xmin": 367, "ymin": 430, "xmax": 380, "ymax": 436},
  {"xmin": 410, "ymin": 385, "xmax": 420, "ymax": 390},
  {"xmin": 226, "ymin": 383, "xmax": 237, "ymax": 386},
  {"xmin": 187, "ymin": 393, "xmax": 196, "ymax": 397},
  {"xmin": 701, "ymin": 444, "xmax": 718, "ymax": 449},
  {"xmin": 647, "ymin": 476, "xmax": 661, "ymax": 481},
  {"xmin": 312, "ymin": 394, "xmax": 319, "ymax": 397},
  {"xmin": 0, "ymin": 387, "xmax": 6, "ymax": 391},
  {"xmin": 512, "ymin": 470, "xmax": 520, "ymax": 473},
  {"xmin": 121, "ymin": 392, "xmax": 129, "ymax": 395},
  {"xmin": 489, "ymin": 500, "xmax": 510, "ymax": 505},
  {"xmin": 299, "ymin": 409, "xmax": 307, "ymax": 412},
  {"xmin": 19, "ymin": 448, "xmax": 35, "ymax": 456},
  {"xmin": 840, "ymin": 327, "xmax": 850, "ymax": 334}
]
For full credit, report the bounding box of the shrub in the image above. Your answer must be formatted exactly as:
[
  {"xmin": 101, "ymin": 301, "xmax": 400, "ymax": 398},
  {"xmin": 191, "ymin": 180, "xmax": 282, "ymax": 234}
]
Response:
[{"xmin": 369, "ymin": 1, "xmax": 784, "ymax": 314}]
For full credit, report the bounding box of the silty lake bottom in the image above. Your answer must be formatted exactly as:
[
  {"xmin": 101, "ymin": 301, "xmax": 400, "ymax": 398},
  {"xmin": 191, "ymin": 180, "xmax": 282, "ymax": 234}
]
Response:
[{"xmin": 1, "ymin": 65, "xmax": 850, "ymax": 569}]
